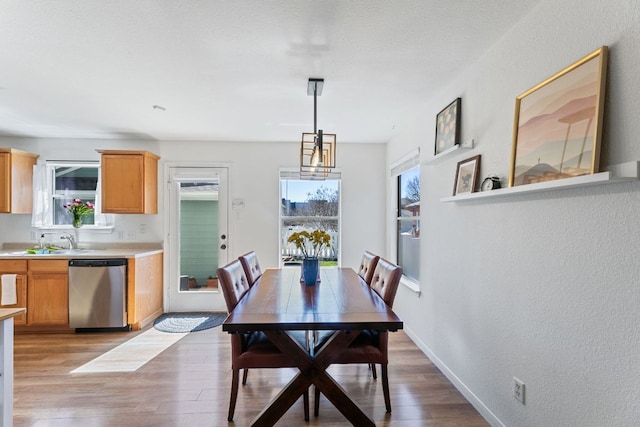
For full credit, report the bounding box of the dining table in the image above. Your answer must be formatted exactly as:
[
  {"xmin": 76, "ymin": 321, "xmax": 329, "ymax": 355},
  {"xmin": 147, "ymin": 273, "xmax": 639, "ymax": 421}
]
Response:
[{"xmin": 222, "ymin": 266, "xmax": 403, "ymax": 426}]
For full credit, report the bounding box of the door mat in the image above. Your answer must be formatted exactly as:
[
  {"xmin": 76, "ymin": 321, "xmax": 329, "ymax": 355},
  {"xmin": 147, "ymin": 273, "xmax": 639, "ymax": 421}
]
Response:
[{"xmin": 153, "ymin": 312, "xmax": 227, "ymax": 333}]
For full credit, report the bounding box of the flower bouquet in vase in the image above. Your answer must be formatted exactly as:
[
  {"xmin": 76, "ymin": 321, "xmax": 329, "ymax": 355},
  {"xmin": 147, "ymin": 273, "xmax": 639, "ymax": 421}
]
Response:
[
  {"xmin": 287, "ymin": 229, "xmax": 331, "ymax": 285},
  {"xmin": 64, "ymin": 199, "xmax": 95, "ymax": 228}
]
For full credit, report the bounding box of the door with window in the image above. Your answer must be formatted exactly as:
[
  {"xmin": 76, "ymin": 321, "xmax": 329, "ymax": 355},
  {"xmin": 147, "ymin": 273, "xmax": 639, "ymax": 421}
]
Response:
[{"xmin": 167, "ymin": 167, "xmax": 228, "ymax": 312}]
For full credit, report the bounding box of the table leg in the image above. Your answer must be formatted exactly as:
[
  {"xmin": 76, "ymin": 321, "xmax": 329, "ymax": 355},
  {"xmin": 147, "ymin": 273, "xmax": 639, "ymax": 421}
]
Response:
[{"xmin": 255, "ymin": 330, "xmax": 375, "ymax": 427}]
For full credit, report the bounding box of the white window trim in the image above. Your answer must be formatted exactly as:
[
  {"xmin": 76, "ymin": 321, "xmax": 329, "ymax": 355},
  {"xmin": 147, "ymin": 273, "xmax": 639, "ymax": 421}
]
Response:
[
  {"xmin": 390, "ymin": 148, "xmax": 421, "ymax": 294},
  {"xmin": 32, "ymin": 161, "xmax": 114, "ymax": 231},
  {"xmin": 279, "ymin": 167, "xmax": 342, "ymax": 267}
]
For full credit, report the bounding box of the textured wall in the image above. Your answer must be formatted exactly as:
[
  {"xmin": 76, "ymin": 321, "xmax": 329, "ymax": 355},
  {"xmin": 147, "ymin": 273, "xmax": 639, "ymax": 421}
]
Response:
[{"xmin": 390, "ymin": 0, "xmax": 640, "ymax": 426}]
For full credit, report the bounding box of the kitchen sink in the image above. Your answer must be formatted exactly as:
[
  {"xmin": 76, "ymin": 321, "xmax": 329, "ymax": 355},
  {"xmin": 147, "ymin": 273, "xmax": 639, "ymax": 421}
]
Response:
[
  {"xmin": 1, "ymin": 249, "xmax": 101, "ymax": 256},
  {"xmin": 52, "ymin": 249, "xmax": 99, "ymax": 254}
]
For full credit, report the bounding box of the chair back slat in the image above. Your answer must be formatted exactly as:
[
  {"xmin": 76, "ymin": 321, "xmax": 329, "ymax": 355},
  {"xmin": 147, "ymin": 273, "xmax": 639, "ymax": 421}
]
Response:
[
  {"xmin": 218, "ymin": 260, "xmax": 252, "ymax": 312},
  {"xmin": 357, "ymin": 251, "xmax": 380, "ymax": 285},
  {"xmin": 369, "ymin": 258, "xmax": 402, "ymax": 308},
  {"xmin": 239, "ymin": 251, "xmax": 262, "ymax": 286}
]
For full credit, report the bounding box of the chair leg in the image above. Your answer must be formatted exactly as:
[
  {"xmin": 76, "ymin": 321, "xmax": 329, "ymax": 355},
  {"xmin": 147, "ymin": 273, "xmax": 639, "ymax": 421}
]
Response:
[
  {"xmin": 370, "ymin": 363, "xmax": 377, "ymax": 379},
  {"xmin": 381, "ymin": 364, "xmax": 391, "ymax": 413},
  {"xmin": 242, "ymin": 368, "xmax": 249, "ymax": 385},
  {"xmin": 303, "ymin": 388, "xmax": 310, "ymax": 421},
  {"xmin": 228, "ymin": 369, "xmax": 240, "ymax": 421},
  {"xmin": 314, "ymin": 385, "xmax": 321, "ymax": 417}
]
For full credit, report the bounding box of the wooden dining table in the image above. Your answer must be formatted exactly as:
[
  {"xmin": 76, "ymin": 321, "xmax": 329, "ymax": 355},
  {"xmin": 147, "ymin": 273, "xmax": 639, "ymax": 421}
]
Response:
[{"xmin": 222, "ymin": 266, "xmax": 403, "ymax": 426}]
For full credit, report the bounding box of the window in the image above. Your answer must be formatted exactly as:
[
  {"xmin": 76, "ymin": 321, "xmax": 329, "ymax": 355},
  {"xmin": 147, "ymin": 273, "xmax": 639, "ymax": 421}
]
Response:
[
  {"xmin": 396, "ymin": 163, "xmax": 420, "ymax": 283},
  {"xmin": 32, "ymin": 161, "xmax": 112, "ymax": 229},
  {"xmin": 50, "ymin": 162, "xmax": 99, "ymax": 226},
  {"xmin": 280, "ymin": 175, "xmax": 340, "ymax": 266}
]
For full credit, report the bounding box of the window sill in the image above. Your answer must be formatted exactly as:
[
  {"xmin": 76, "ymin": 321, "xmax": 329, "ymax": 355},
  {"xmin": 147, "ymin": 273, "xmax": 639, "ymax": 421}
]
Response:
[
  {"xmin": 36, "ymin": 225, "xmax": 115, "ymax": 234},
  {"xmin": 400, "ymin": 275, "xmax": 421, "ymax": 295}
]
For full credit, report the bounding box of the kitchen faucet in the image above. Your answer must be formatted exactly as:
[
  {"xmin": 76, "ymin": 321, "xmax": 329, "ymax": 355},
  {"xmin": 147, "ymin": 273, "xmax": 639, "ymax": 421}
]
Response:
[
  {"xmin": 39, "ymin": 232, "xmax": 57, "ymax": 248},
  {"xmin": 60, "ymin": 234, "xmax": 77, "ymax": 249}
]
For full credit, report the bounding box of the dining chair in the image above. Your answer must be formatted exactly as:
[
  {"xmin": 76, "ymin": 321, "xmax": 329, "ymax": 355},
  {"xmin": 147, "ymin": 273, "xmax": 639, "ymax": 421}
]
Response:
[
  {"xmin": 217, "ymin": 259, "xmax": 309, "ymax": 422},
  {"xmin": 314, "ymin": 257, "xmax": 402, "ymax": 415},
  {"xmin": 357, "ymin": 250, "xmax": 380, "ymax": 285},
  {"xmin": 238, "ymin": 250, "xmax": 262, "ymax": 287}
]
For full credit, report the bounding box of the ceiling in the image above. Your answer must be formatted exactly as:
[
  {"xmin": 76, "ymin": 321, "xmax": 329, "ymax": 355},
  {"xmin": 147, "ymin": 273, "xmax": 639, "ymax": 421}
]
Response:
[{"xmin": 0, "ymin": 1, "xmax": 539, "ymax": 144}]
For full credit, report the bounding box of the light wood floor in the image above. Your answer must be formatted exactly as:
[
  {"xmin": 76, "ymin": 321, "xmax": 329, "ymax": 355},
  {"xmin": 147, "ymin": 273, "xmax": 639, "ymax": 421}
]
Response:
[{"xmin": 13, "ymin": 326, "xmax": 489, "ymax": 426}]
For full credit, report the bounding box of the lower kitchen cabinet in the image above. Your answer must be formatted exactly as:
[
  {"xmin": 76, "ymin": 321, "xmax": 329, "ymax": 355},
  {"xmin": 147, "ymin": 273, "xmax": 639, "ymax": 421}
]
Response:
[
  {"xmin": 2, "ymin": 250, "xmax": 162, "ymax": 332},
  {"xmin": 0, "ymin": 260, "xmax": 28, "ymax": 325},
  {"xmin": 27, "ymin": 260, "xmax": 68, "ymax": 326}
]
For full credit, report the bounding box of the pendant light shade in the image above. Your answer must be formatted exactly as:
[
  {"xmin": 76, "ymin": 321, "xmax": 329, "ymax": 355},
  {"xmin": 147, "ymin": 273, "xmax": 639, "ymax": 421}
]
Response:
[{"xmin": 300, "ymin": 78, "xmax": 336, "ymax": 178}]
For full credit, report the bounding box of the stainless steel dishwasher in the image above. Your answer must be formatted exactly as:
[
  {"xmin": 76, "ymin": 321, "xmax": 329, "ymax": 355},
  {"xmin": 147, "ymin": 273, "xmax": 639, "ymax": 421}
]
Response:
[{"xmin": 68, "ymin": 259, "xmax": 128, "ymax": 329}]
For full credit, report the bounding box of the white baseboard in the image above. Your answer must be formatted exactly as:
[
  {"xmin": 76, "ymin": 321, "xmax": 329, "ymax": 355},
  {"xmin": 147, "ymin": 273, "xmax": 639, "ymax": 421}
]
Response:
[{"xmin": 402, "ymin": 326, "xmax": 505, "ymax": 427}]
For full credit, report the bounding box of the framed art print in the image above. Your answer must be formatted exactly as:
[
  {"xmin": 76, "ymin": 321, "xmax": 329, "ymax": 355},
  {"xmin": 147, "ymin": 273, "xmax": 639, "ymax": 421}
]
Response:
[
  {"xmin": 509, "ymin": 46, "xmax": 608, "ymax": 187},
  {"xmin": 435, "ymin": 98, "xmax": 461, "ymax": 155},
  {"xmin": 453, "ymin": 155, "xmax": 481, "ymax": 195}
]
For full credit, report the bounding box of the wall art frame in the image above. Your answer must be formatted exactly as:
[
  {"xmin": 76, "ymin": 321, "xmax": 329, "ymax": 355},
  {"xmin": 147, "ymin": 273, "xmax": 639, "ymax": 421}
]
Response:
[
  {"xmin": 509, "ymin": 46, "xmax": 608, "ymax": 187},
  {"xmin": 453, "ymin": 154, "xmax": 481, "ymax": 196},
  {"xmin": 434, "ymin": 97, "xmax": 461, "ymax": 155}
]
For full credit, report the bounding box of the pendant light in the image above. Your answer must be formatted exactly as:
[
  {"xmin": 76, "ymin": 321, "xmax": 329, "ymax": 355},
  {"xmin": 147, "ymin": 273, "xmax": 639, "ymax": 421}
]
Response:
[{"xmin": 300, "ymin": 78, "xmax": 336, "ymax": 178}]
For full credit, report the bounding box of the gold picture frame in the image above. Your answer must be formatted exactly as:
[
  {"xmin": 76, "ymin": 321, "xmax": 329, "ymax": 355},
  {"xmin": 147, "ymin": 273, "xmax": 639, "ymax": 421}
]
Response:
[
  {"xmin": 509, "ymin": 46, "xmax": 608, "ymax": 187},
  {"xmin": 453, "ymin": 155, "xmax": 481, "ymax": 196}
]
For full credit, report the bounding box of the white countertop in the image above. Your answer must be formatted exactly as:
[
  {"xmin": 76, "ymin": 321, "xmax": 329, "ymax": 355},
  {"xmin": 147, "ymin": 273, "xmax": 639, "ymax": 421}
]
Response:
[{"xmin": 0, "ymin": 243, "xmax": 163, "ymax": 259}]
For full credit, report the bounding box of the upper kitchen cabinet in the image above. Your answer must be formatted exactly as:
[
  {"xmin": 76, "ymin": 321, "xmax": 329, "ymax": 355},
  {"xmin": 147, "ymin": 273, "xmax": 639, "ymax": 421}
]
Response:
[
  {"xmin": 97, "ymin": 150, "xmax": 160, "ymax": 214},
  {"xmin": 0, "ymin": 148, "xmax": 39, "ymax": 214}
]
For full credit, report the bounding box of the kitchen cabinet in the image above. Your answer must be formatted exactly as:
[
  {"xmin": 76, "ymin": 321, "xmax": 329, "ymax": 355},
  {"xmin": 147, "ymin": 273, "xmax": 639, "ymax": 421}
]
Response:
[
  {"xmin": 0, "ymin": 260, "xmax": 28, "ymax": 325},
  {"xmin": 27, "ymin": 260, "xmax": 68, "ymax": 326},
  {"xmin": 0, "ymin": 148, "xmax": 39, "ymax": 214},
  {"xmin": 1, "ymin": 248, "xmax": 163, "ymax": 333},
  {"xmin": 97, "ymin": 150, "xmax": 160, "ymax": 214},
  {"xmin": 127, "ymin": 251, "xmax": 163, "ymax": 330}
]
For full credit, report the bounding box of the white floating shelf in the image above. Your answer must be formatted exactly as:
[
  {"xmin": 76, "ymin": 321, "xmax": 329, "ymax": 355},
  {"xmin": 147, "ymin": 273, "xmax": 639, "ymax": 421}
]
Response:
[
  {"xmin": 440, "ymin": 161, "xmax": 640, "ymax": 202},
  {"xmin": 424, "ymin": 139, "xmax": 475, "ymax": 165}
]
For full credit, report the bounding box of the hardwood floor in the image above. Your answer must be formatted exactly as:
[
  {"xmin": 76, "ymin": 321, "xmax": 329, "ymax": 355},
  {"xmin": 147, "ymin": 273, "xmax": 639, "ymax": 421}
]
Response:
[{"xmin": 13, "ymin": 327, "xmax": 489, "ymax": 426}]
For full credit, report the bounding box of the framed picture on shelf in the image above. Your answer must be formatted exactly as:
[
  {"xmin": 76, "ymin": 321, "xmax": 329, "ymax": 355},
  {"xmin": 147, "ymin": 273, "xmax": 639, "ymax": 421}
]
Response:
[
  {"xmin": 509, "ymin": 46, "xmax": 608, "ymax": 187},
  {"xmin": 453, "ymin": 155, "xmax": 481, "ymax": 196},
  {"xmin": 434, "ymin": 97, "xmax": 461, "ymax": 155}
]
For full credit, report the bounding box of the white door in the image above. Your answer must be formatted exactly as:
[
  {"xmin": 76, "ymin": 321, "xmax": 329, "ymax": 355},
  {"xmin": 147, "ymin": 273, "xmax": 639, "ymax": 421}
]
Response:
[{"xmin": 167, "ymin": 166, "xmax": 229, "ymax": 312}]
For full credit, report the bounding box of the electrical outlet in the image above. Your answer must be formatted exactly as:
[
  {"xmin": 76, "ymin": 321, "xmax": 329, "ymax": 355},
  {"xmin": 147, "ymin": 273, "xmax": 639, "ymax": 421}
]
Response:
[
  {"xmin": 513, "ymin": 377, "xmax": 525, "ymax": 404},
  {"xmin": 117, "ymin": 231, "xmax": 124, "ymax": 241},
  {"xmin": 139, "ymin": 224, "xmax": 146, "ymax": 234}
]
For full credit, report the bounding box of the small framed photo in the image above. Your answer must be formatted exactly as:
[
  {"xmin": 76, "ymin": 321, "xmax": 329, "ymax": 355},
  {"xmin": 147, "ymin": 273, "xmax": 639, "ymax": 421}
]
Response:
[
  {"xmin": 453, "ymin": 155, "xmax": 481, "ymax": 195},
  {"xmin": 434, "ymin": 97, "xmax": 461, "ymax": 155}
]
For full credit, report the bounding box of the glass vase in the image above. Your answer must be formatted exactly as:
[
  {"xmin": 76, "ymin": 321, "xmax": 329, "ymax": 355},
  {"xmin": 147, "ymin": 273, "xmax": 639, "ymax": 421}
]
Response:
[{"xmin": 72, "ymin": 215, "xmax": 83, "ymax": 228}]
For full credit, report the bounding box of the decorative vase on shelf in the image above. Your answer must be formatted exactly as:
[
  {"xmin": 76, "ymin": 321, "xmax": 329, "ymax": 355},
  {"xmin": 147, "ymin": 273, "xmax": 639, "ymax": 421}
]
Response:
[
  {"xmin": 72, "ymin": 215, "xmax": 83, "ymax": 228},
  {"xmin": 302, "ymin": 257, "xmax": 319, "ymax": 286}
]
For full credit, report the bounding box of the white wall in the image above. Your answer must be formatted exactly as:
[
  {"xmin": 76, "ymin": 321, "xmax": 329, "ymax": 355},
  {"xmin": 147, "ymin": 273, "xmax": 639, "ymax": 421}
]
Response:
[
  {"xmin": 0, "ymin": 137, "xmax": 386, "ymax": 270},
  {"xmin": 389, "ymin": 1, "xmax": 640, "ymax": 426}
]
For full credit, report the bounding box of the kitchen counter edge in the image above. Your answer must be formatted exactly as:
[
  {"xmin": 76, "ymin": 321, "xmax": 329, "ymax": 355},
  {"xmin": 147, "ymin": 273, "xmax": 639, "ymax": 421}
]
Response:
[{"xmin": 0, "ymin": 248, "xmax": 163, "ymax": 259}]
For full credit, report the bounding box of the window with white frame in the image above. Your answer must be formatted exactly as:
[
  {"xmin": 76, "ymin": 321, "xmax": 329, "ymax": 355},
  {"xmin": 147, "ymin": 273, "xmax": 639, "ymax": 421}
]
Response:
[
  {"xmin": 40, "ymin": 161, "xmax": 100, "ymax": 226},
  {"xmin": 280, "ymin": 171, "xmax": 341, "ymax": 265},
  {"xmin": 393, "ymin": 152, "xmax": 420, "ymax": 283},
  {"xmin": 50, "ymin": 162, "xmax": 99, "ymax": 226}
]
